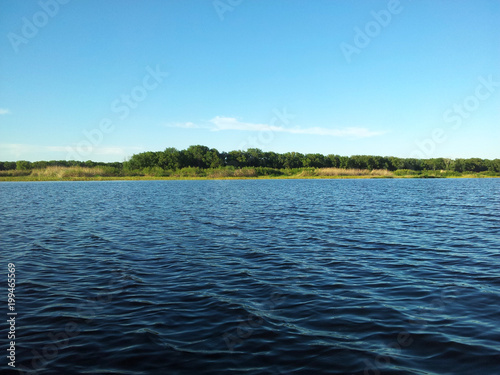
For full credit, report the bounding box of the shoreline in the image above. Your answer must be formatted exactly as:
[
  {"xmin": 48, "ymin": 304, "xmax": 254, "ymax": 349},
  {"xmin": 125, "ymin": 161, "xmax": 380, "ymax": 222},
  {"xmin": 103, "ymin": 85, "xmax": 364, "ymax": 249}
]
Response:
[{"xmin": 1, "ymin": 175, "xmax": 498, "ymax": 182}]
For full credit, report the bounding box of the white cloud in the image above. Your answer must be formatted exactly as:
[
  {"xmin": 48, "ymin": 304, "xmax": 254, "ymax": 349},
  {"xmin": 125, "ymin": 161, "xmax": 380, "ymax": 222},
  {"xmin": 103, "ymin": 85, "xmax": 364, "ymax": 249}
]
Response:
[
  {"xmin": 210, "ymin": 116, "xmax": 280, "ymax": 132},
  {"xmin": 168, "ymin": 116, "xmax": 385, "ymax": 138},
  {"xmin": 208, "ymin": 116, "xmax": 385, "ymax": 138},
  {"xmin": 0, "ymin": 108, "xmax": 10, "ymax": 115}
]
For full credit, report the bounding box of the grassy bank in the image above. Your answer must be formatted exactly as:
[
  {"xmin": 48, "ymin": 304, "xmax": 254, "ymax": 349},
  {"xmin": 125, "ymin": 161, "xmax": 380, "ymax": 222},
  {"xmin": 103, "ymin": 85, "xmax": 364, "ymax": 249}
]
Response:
[{"xmin": 0, "ymin": 166, "xmax": 498, "ymax": 181}]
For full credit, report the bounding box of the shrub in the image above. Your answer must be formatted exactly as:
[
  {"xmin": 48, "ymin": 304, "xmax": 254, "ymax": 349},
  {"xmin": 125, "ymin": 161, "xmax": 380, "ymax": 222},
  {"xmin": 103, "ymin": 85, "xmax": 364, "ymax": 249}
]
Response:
[
  {"xmin": 178, "ymin": 167, "xmax": 206, "ymax": 177},
  {"xmin": 206, "ymin": 166, "xmax": 235, "ymax": 178},
  {"xmin": 393, "ymin": 169, "xmax": 420, "ymax": 176}
]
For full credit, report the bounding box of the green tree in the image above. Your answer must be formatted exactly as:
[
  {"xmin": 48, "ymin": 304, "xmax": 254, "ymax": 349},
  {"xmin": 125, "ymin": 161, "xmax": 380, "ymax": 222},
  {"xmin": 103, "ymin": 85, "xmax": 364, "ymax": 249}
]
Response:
[
  {"xmin": 226, "ymin": 150, "xmax": 247, "ymax": 168},
  {"xmin": 303, "ymin": 153, "xmax": 325, "ymax": 168},
  {"xmin": 185, "ymin": 145, "xmax": 210, "ymax": 168},
  {"xmin": 125, "ymin": 151, "xmax": 159, "ymax": 170},
  {"xmin": 452, "ymin": 159, "xmax": 464, "ymax": 172},
  {"xmin": 326, "ymin": 154, "xmax": 340, "ymax": 168},
  {"xmin": 487, "ymin": 159, "xmax": 500, "ymax": 172},
  {"xmin": 403, "ymin": 158, "xmax": 422, "ymax": 171},
  {"xmin": 463, "ymin": 158, "xmax": 487, "ymax": 172},
  {"xmin": 281, "ymin": 152, "xmax": 303, "ymax": 169},
  {"xmin": 16, "ymin": 160, "xmax": 32, "ymax": 170},
  {"xmin": 3, "ymin": 162, "xmax": 16, "ymax": 170},
  {"xmin": 423, "ymin": 158, "xmax": 446, "ymax": 171},
  {"xmin": 158, "ymin": 147, "xmax": 180, "ymax": 170},
  {"xmin": 347, "ymin": 155, "xmax": 367, "ymax": 169},
  {"xmin": 204, "ymin": 148, "xmax": 222, "ymax": 168},
  {"xmin": 32, "ymin": 161, "xmax": 48, "ymax": 169},
  {"xmin": 246, "ymin": 148, "xmax": 264, "ymax": 167},
  {"xmin": 366, "ymin": 156, "xmax": 381, "ymax": 170},
  {"xmin": 262, "ymin": 151, "xmax": 280, "ymax": 169},
  {"xmin": 338, "ymin": 156, "xmax": 349, "ymax": 169}
]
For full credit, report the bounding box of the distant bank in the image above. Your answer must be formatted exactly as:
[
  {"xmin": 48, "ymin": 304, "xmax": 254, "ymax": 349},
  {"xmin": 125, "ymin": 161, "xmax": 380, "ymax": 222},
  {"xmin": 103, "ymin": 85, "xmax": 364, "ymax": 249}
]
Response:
[
  {"xmin": 0, "ymin": 165, "xmax": 498, "ymax": 182},
  {"xmin": 2, "ymin": 145, "xmax": 499, "ymax": 181}
]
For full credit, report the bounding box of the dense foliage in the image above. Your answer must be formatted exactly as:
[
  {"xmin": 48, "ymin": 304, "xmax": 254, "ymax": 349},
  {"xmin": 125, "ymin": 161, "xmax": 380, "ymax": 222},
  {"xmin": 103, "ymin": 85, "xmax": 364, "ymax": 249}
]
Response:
[{"xmin": 1, "ymin": 145, "xmax": 499, "ymax": 174}]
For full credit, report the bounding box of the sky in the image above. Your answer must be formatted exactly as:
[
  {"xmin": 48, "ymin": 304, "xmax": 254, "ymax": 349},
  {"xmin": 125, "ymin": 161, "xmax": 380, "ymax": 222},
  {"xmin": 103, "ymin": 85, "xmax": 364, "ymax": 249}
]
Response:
[{"xmin": 0, "ymin": 0, "xmax": 499, "ymax": 162}]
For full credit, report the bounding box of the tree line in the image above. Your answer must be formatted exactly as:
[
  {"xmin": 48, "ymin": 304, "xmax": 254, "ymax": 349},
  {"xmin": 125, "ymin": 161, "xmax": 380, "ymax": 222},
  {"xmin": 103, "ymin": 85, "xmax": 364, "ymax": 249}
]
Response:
[{"xmin": 2, "ymin": 145, "xmax": 499, "ymax": 173}]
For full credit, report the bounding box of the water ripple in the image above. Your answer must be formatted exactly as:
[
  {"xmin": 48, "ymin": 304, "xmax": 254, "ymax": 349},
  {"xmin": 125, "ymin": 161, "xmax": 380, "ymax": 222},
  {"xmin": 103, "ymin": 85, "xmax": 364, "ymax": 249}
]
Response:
[{"xmin": 1, "ymin": 179, "xmax": 499, "ymax": 374}]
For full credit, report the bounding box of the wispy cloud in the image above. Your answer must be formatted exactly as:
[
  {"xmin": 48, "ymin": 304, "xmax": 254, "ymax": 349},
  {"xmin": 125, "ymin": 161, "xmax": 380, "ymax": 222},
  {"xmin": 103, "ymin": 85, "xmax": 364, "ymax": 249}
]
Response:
[
  {"xmin": 0, "ymin": 108, "xmax": 10, "ymax": 115},
  {"xmin": 167, "ymin": 116, "xmax": 385, "ymax": 138},
  {"xmin": 211, "ymin": 116, "xmax": 385, "ymax": 137}
]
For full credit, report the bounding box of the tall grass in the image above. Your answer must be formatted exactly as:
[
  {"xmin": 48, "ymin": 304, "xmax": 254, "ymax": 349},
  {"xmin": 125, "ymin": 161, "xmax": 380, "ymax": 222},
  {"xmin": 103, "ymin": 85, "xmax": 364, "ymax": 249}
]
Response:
[
  {"xmin": 316, "ymin": 168, "xmax": 393, "ymax": 177},
  {"xmin": 23, "ymin": 166, "xmax": 121, "ymax": 179},
  {"xmin": 205, "ymin": 167, "xmax": 235, "ymax": 178},
  {"xmin": 0, "ymin": 170, "xmax": 31, "ymax": 177},
  {"xmin": 1, "ymin": 165, "xmax": 496, "ymax": 181}
]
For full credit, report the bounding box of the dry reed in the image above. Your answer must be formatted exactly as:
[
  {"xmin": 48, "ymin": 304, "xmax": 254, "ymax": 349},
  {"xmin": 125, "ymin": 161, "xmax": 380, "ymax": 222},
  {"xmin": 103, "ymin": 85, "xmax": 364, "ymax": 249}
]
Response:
[{"xmin": 316, "ymin": 168, "xmax": 393, "ymax": 177}]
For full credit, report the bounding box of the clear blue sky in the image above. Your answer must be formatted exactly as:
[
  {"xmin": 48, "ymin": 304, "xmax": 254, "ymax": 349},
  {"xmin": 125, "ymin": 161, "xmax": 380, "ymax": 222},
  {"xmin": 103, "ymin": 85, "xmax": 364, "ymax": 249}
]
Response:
[{"xmin": 1, "ymin": 0, "xmax": 499, "ymax": 162}]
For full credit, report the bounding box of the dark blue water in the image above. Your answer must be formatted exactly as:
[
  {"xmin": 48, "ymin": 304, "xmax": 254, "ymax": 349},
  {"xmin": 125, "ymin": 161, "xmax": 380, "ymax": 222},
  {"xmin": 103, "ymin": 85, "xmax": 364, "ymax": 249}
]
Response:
[{"xmin": 1, "ymin": 179, "xmax": 499, "ymax": 375}]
